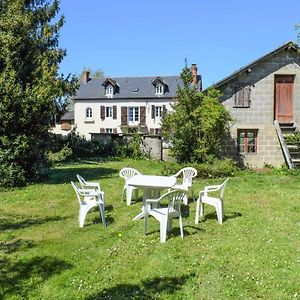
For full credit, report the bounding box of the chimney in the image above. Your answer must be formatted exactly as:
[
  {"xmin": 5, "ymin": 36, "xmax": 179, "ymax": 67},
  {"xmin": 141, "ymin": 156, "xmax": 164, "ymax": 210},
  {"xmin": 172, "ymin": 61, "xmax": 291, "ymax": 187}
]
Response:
[
  {"xmin": 82, "ymin": 70, "xmax": 90, "ymax": 84},
  {"xmin": 191, "ymin": 64, "xmax": 198, "ymax": 84}
]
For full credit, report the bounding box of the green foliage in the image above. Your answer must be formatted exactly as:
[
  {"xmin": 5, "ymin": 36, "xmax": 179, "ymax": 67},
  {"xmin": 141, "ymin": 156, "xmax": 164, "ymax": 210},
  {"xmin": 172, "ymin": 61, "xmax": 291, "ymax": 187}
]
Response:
[
  {"xmin": 80, "ymin": 68, "xmax": 105, "ymax": 80},
  {"xmin": 48, "ymin": 145, "xmax": 73, "ymax": 163},
  {"xmin": 161, "ymin": 158, "xmax": 238, "ymax": 178},
  {"xmin": 48, "ymin": 131, "xmax": 149, "ymax": 162},
  {"xmin": 48, "ymin": 132, "xmax": 116, "ymax": 162},
  {"xmin": 284, "ymin": 132, "xmax": 300, "ymax": 145},
  {"xmin": 0, "ymin": 0, "xmax": 77, "ymax": 186},
  {"xmin": 116, "ymin": 133, "xmax": 149, "ymax": 160},
  {"xmin": 162, "ymin": 64, "xmax": 232, "ymax": 163}
]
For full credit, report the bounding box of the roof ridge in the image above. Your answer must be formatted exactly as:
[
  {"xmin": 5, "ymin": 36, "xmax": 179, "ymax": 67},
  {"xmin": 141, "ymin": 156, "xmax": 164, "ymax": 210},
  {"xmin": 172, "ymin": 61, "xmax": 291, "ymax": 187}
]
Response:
[
  {"xmin": 211, "ymin": 41, "xmax": 299, "ymax": 89},
  {"xmin": 90, "ymin": 75, "xmax": 181, "ymax": 81}
]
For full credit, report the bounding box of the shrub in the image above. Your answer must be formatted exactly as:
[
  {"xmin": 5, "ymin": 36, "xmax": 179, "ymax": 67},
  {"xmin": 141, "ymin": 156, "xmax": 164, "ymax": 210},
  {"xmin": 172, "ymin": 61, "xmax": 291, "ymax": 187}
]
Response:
[
  {"xmin": 161, "ymin": 158, "xmax": 238, "ymax": 178},
  {"xmin": 115, "ymin": 133, "xmax": 149, "ymax": 160},
  {"xmin": 284, "ymin": 132, "xmax": 300, "ymax": 145},
  {"xmin": 48, "ymin": 131, "xmax": 149, "ymax": 162},
  {"xmin": 48, "ymin": 145, "xmax": 73, "ymax": 163}
]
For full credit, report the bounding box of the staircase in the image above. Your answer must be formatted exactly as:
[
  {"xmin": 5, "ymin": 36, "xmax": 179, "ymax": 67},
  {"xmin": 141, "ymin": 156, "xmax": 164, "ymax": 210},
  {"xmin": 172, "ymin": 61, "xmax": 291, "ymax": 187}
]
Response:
[{"xmin": 274, "ymin": 121, "xmax": 300, "ymax": 168}]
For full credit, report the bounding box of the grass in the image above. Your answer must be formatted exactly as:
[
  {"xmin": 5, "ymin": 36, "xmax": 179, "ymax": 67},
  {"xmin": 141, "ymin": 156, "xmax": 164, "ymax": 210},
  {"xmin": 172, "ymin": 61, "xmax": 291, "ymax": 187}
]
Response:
[{"xmin": 0, "ymin": 159, "xmax": 300, "ymax": 299}]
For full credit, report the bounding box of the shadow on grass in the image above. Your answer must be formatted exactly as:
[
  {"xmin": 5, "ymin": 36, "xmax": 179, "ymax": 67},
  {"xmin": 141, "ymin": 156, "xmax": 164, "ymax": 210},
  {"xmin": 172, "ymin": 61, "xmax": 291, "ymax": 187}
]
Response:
[
  {"xmin": 86, "ymin": 273, "xmax": 195, "ymax": 299},
  {"xmin": 0, "ymin": 239, "xmax": 35, "ymax": 254},
  {"xmin": 84, "ymin": 205, "xmax": 115, "ymax": 227},
  {"xmin": 145, "ymin": 221, "xmax": 205, "ymax": 240},
  {"xmin": 181, "ymin": 205, "xmax": 190, "ymax": 218},
  {"xmin": 184, "ymin": 225, "xmax": 206, "ymax": 233},
  {"xmin": 0, "ymin": 214, "xmax": 67, "ymax": 231},
  {"xmin": 201, "ymin": 211, "xmax": 242, "ymax": 223},
  {"xmin": 0, "ymin": 256, "xmax": 72, "ymax": 298},
  {"xmin": 47, "ymin": 166, "xmax": 119, "ymax": 184}
]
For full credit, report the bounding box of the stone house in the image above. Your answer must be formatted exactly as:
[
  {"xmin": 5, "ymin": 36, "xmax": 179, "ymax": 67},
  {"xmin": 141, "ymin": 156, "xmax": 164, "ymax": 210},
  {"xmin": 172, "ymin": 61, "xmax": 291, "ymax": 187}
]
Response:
[
  {"xmin": 73, "ymin": 65, "xmax": 201, "ymax": 140},
  {"xmin": 215, "ymin": 41, "xmax": 300, "ymax": 168}
]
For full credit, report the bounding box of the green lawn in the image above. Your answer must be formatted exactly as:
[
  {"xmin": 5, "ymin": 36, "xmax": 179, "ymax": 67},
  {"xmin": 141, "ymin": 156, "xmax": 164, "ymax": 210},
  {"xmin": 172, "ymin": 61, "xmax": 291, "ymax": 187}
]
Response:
[{"xmin": 1, "ymin": 159, "xmax": 300, "ymax": 299}]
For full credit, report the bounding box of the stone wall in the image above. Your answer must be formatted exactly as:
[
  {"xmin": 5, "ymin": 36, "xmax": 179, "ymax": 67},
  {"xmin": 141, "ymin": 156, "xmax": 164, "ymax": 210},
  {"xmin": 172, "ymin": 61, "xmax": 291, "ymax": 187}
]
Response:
[{"xmin": 219, "ymin": 49, "xmax": 300, "ymax": 168}]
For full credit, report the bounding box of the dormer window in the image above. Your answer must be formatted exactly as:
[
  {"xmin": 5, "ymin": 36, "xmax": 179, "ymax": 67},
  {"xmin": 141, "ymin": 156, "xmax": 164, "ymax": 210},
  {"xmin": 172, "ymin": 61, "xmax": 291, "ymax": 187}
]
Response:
[
  {"xmin": 152, "ymin": 77, "xmax": 168, "ymax": 96},
  {"xmin": 102, "ymin": 78, "xmax": 119, "ymax": 98},
  {"xmin": 105, "ymin": 86, "xmax": 113, "ymax": 97},
  {"xmin": 155, "ymin": 84, "xmax": 164, "ymax": 95}
]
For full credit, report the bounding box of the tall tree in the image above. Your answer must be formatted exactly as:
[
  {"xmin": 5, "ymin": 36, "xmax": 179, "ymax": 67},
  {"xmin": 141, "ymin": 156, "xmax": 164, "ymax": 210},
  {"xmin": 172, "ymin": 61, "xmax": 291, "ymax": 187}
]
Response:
[
  {"xmin": 0, "ymin": 0, "xmax": 77, "ymax": 186},
  {"xmin": 162, "ymin": 64, "xmax": 232, "ymax": 163}
]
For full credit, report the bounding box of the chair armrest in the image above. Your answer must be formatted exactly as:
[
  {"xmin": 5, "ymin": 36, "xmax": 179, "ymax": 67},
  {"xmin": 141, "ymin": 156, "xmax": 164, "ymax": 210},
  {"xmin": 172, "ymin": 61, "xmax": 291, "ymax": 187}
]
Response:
[
  {"xmin": 146, "ymin": 198, "xmax": 161, "ymax": 204},
  {"xmin": 204, "ymin": 184, "xmax": 222, "ymax": 192},
  {"xmin": 83, "ymin": 182, "xmax": 100, "ymax": 188},
  {"xmin": 79, "ymin": 188, "xmax": 98, "ymax": 196},
  {"xmin": 173, "ymin": 184, "xmax": 188, "ymax": 191},
  {"xmin": 171, "ymin": 170, "xmax": 182, "ymax": 178},
  {"xmin": 198, "ymin": 190, "xmax": 205, "ymax": 198}
]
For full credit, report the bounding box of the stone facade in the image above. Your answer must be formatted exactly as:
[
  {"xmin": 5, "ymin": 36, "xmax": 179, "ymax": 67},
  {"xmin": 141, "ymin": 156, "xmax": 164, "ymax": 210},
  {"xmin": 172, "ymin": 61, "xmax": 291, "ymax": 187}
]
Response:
[{"xmin": 218, "ymin": 43, "xmax": 300, "ymax": 168}]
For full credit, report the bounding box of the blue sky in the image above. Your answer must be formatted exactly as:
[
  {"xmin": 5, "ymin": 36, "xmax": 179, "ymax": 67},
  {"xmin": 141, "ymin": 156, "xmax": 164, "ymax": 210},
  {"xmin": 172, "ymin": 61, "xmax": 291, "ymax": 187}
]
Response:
[{"xmin": 58, "ymin": 0, "xmax": 300, "ymax": 88}]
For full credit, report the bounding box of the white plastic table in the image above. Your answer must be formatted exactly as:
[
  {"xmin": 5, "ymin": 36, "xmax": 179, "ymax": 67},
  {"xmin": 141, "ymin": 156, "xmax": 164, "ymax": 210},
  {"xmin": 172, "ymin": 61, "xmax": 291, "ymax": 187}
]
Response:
[{"xmin": 127, "ymin": 175, "xmax": 176, "ymax": 221}]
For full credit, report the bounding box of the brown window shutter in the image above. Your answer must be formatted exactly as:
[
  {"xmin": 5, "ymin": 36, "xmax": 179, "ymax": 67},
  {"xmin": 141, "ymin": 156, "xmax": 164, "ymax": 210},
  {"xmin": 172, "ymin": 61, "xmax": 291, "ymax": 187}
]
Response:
[
  {"xmin": 151, "ymin": 105, "xmax": 155, "ymax": 119},
  {"xmin": 234, "ymin": 84, "xmax": 251, "ymax": 107},
  {"xmin": 140, "ymin": 106, "xmax": 146, "ymax": 126},
  {"xmin": 100, "ymin": 106, "xmax": 105, "ymax": 120},
  {"xmin": 113, "ymin": 106, "xmax": 117, "ymax": 119},
  {"xmin": 121, "ymin": 106, "xmax": 128, "ymax": 126},
  {"xmin": 244, "ymin": 86, "xmax": 251, "ymax": 106},
  {"xmin": 100, "ymin": 128, "xmax": 105, "ymax": 133}
]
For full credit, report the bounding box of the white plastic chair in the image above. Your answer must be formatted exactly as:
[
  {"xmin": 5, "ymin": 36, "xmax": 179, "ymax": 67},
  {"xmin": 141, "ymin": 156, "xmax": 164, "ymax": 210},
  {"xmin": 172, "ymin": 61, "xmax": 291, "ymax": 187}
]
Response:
[
  {"xmin": 71, "ymin": 181, "xmax": 106, "ymax": 227},
  {"xmin": 119, "ymin": 167, "xmax": 141, "ymax": 206},
  {"xmin": 144, "ymin": 190, "xmax": 187, "ymax": 243},
  {"xmin": 172, "ymin": 167, "xmax": 197, "ymax": 204},
  {"xmin": 195, "ymin": 178, "xmax": 229, "ymax": 225},
  {"xmin": 77, "ymin": 174, "xmax": 105, "ymax": 209}
]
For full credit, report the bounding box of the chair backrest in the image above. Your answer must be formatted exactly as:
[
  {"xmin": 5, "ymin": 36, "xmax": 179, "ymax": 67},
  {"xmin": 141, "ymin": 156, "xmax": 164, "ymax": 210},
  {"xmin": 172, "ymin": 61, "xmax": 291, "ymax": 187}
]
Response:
[
  {"xmin": 119, "ymin": 168, "xmax": 141, "ymax": 182},
  {"xmin": 71, "ymin": 181, "xmax": 84, "ymax": 205},
  {"xmin": 176, "ymin": 167, "xmax": 197, "ymax": 187},
  {"xmin": 219, "ymin": 178, "xmax": 229, "ymax": 201},
  {"xmin": 77, "ymin": 174, "xmax": 87, "ymax": 188},
  {"xmin": 156, "ymin": 190, "xmax": 187, "ymax": 212},
  {"xmin": 77, "ymin": 174, "xmax": 101, "ymax": 191}
]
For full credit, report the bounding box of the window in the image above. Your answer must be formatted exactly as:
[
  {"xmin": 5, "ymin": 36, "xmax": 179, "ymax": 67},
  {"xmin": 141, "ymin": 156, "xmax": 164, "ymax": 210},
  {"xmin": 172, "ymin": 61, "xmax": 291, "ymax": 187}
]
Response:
[
  {"xmin": 105, "ymin": 86, "xmax": 113, "ymax": 97},
  {"xmin": 155, "ymin": 84, "xmax": 164, "ymax": 95},
  {"xmin": 106, "ymin": 106, "xmax": 112, "ymax": 118},
  {"xmin": 238, "ymin": 129, "xmax": 258, "ymax": 154},
  {"xmin": 106, "ymin": 128, "xmax": 112, "ymax": 133},
  {"xmin": 128, "ymin": 107, "xmax": 139, "ymax": 123},
  {"xmin": 155, "ymin": 106, "xmax": 162, "ymax": 117},
  {"xmin": 233, "ymin": 84, "xmax": 251, "ymax": 107},
  {"xmin": 86, "ymin": 107, "xmax": 92, "ymax": 118}
]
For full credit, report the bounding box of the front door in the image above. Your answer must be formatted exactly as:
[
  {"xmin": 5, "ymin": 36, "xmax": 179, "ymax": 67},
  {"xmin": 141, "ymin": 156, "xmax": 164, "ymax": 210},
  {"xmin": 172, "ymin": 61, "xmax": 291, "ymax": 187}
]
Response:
[{"xmin": 274, "ymin": 75, "xmax": 294, "ymax": 123}]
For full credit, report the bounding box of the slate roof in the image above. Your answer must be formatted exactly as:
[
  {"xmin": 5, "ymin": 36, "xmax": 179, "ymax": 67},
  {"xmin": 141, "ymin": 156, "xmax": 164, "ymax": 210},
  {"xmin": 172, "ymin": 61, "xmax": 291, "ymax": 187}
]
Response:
[
  {"xmin": 212, "ymin": 41, "xmax": 300, "ymax": 88},
  {"xmin": 74, "ymin": 75, "xmax": 202, "ymax": 100}
]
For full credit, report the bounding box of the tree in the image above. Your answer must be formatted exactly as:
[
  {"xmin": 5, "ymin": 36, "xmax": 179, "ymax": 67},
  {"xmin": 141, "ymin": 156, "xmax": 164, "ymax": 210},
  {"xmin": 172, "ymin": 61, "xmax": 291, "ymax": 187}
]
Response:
[
  {"xmin": 0, "ymin": 0, "xmax": 78, "ymax": 186},
  {"xmin": 162, "ymin": 64, "xmax": 232, "ymax": 163},
  {"xmin": 80, "ymin": 68, "xmax": 105, "ymax": 80}
]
